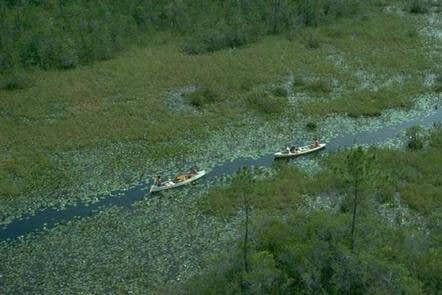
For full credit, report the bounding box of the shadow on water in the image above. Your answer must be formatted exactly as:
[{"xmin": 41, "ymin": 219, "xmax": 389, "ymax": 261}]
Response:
[{"xmin": 1, "ymin": 109, "xmax": 441, "ymax": 241}]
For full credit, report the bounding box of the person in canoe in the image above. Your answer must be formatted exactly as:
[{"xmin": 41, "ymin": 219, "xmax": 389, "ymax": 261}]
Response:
[
  {"xmin": 310, "ymin": 138, "xmax": 320, "ymax": 148},
  {"xmin": 290, "ymin": 146, "xmax": 299, "ymax": 153},
  {"xmin": 190, "ymin": 166, "xmax": 198, "ymax": 176},
  {"xmin": 155, "ymin": 175, "xmax": 162, "ymax": 186},
  {"xmin": 285, "ymin": 146, "xmax": 290, "ymax": 154}
]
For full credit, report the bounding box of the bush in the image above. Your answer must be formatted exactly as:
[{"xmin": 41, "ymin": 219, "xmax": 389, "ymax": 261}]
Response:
[
  {"xmin": 56, "ymin": 39, "xmax": 79, "ymax": 69},
  {"xmin": 305, "ymin": 79, "xmax": 332, "ymax": 94},
  {"xmin": 0, "ymin": 70, "xmax": 30, "ymax": 90},
  {"xmin": 306, "ymin": 122, "xmax": 317, "ymax": 131},
  {"xmin": 433, "ymin": 75, "xmax": 442, "ymax": 92},
  {"xmin": 271, "ymin": 86, "xmax": 288, "ymax": 97},
  {"xmin": 292, "ymin": 75, "xmax": 306, "ymax": 88},
  {"xmin": 306, "ymin": 35, "xmax": 320, "ymax": 49},
  {"xmin": 246, "ymin": 90, "xmax": 288, "ymax": 115},
  {"xmin": 407, "ymin": 0, "xmax": 429, "ymax": 13},
  {"xmin": 406, "ymin": 125, "xmax": 424, "ymax": 150},
  {"xmin": 183, "ymin": 26, "xmax": 254, "ymax": 55},
  {"xmin": 184, "ymin": 88, "xmax": 219, "ymax": 108}
]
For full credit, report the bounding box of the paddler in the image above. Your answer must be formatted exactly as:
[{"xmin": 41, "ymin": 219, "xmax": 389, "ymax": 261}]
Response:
[{"xmin": 190, "ymin": 166, "xmax": 198, "ymax": 175}]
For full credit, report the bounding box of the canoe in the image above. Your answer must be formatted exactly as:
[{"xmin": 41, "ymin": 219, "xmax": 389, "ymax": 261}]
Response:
[
  {"xmin": 149, "ymin": 170, "xmax": 207, "ymax": 193},
  {"xmin": 274, "ymin": 143, "xmax": 326, "ymax": 158}
]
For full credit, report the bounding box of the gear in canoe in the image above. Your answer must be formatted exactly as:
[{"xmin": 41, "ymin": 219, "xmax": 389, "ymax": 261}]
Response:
[{"xmin": 150, "ymin": 167, "xmax": 206, "ymax": 193}]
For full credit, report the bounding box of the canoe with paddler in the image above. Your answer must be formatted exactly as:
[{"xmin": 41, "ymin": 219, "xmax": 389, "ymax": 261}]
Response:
[
  {"xmin": 274, "ymin": 139, "xmax": 326, "ymax": 158},
  {"xmin": 150, "ymin": 167, "xmax": 206, "ymax": 193}
]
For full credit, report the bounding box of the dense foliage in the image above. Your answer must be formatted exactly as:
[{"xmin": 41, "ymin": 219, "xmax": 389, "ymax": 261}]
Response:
[{"xmin": 0, "ymin": 0, "xmax": 372, "ymax": 72}]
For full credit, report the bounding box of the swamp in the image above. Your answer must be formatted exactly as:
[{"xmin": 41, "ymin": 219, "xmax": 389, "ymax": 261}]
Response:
[{"xmin": 0, "ymin": 0, "xmax": 441, "ymax": 293}]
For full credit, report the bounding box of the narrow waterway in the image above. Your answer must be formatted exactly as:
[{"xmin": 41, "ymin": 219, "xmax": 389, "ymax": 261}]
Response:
[{"xmin": 1, "ymin": 108, "xmax": 441, "ymax": 241}]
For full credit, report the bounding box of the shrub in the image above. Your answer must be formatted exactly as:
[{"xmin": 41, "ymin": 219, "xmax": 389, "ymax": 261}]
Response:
[
  {"xmin": 271, "ymin": 86, "xmax": 288, "ymax": 97},
  {"xmin": 246, "ymin": 90, "xmax": 288, "ymax": 115},
  {"xmin": 306, "ymin": 35, "xmax": 320, "ymax": 49},
  {"xmin": 433, "ymin": 75, "xmax": 442, "ymax": 92},
  {"xmin": 305, "ymin": 79, "xmax": 332, "ymax": 94},
  {"xmin": 184, "ymin": 88, "xmax": 219, "ymax": 108},
  {"xmin": 0, "ymin": 70, "xmax": 30, "ymax": 90},
  {"xmin": 306, "ymin": 122, "xmax": 317, "ymax": 131},
  {"xmin": 56, "ymin": 39, "xmax": 80, "ymax": 69},
  {"xmin": 292, "ymin": 75, "xmax": 306, "ymax": 88},
  {"xmin": 407, "ymin": 0, "xmax": 429, "ymax": 14},
  {"xmin": 183, "ymin": 26, "xmax": 254, "ymax": 55},
  {"xmin": 406, "ymin": 125, "xmax": 424, "ymax": 150}
]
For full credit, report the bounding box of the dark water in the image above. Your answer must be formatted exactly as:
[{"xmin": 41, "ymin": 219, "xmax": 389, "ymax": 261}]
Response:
[{"xmin": 1, "ymin": 109, "xmax": 441, "ymax": 241}]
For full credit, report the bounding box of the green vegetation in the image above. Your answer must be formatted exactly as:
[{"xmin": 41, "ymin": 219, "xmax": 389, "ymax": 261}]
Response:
[
  {"xmin": 271, "ymin": 86, "xmax": 289, "ymax": 98},
  {"xmin": 188, "ymin": 126, "xmax": 442, "ymax": 293},
  {"xmin": 0, "ymin": 69, "xmax": 30, "ymax": 90},
  {"xmin": 302, "ymin": 82, "xmax": 418, "ymax": 117},
  {"xmin": 0, "ymin": 0, "xmax": 440, "ymax": 293},
  {"xmin": 0, "ymin": 0, "xmax": 369, "ymax": 73},
  {"xmin": 184, "ymin": 88, "xmax": 220, "ymax": 108},
  {"xmin": 0, "ymin": 1, "xmax": 436, "ymax": 222},
  {"xmin": 433, "ymin": 74, "xmax": 442, "ymax": 93},
  {"xmin": 2, "ymin": 126, "xmax": 439, "ymax": 293},
  {"xmin": 407, "ymin": 0, "xmax": 430, "ymax": 14},
  {"xmin": 183, "ymin": 26, "xmax": 257, "ymax": 55},
  {"xmin": 187, "ymin": 212, "xmax": 432, "ymax": 293},
  {"xmin": 306, "ymin": 121, "xmax": 317, "ymax": 131},
  {"xmin": 199, "ymin": 166, "xmax": 311, "ymax": 218},
  {"xmin": 300, "ymin": 78, "xmax": 333, "ymax": 94},
  {"xmin": 406, "ymin": 125, "xmax": 424, "ymax": 150},
  {"xmin": 245, "ymin": 90, "xmax": 288, "ymax": 115}
]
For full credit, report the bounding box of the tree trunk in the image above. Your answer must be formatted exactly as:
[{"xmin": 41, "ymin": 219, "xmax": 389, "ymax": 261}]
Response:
[
  {"xmin": 272, "ymin": 0, "xmax": 282, "ymax": 34},
  {"xmin": 350, "ymin": 178, "xmax": 358, "ymax": 252},
  {"xmin": 243, "ymin": 192, "xmax": 249, "ymax": 273}
]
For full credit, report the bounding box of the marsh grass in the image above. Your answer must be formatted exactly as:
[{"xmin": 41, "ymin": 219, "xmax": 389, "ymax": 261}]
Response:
[
  {"xmin": 200, "ymin": 126, "xmax": 442, "ymax": 218},
  {"xmin": 0, "ymin": 70, "xmax": 31, "ymax": 90},
  {"xmin": 306, "ymin": 122, "xmax": 318, "ymax": 131},
  {"xmin": 183, "ymin": 26, "xmax": 258, "ymax": 55},
  {"xmin": 407, "ymin": 0, "xmax": 430, "ymax": 14},
  {"xmin": 326, "ymin": 127, "xmax": 442, "ymax": 216},
  {"xmin": 271, "ymin": 86, "xmax": 289, "ymax": 97},
  {"xmin": 433, "ymin": 75, "xmax": 442, "ymax": 93},
  {"xmin": 192, "ymin": 128, "xmax": 442, "ymax": 291},
  {"xmin": 183, "ymin": 88, "xmax": 220, "ymax": 108},
  {"xmin": 198, "ymin": 165, "xmax": 312, "ymax": 217},
  {"xmin": 244, "ymin": 90, "xmax": 289, "ymax": 115},
  {"xmin": 302, "ymin": 81, "xmax": 421, "ymax": 117},
  {"xmin": 0, "ymin": 11, "xmax": 433, "ymax": 213},
  {"xmin": 301, "ymin": 79, "xmax": 333, "ymax": 94}
]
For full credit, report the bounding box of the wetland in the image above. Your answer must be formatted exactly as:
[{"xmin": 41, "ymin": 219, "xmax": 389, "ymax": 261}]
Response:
[{"xmin": 0, "ymin": 0, "xmax": 441, "ymax": 293}]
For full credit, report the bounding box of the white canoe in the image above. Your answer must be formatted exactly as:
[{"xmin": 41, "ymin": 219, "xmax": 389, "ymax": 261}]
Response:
[
  {"xmin": 149, "ymin": 170, "xmax": 207, "ymax": 193},
  {"xmin": 274, "ymin": 143, "xmax": 326, "ymax": 158}
]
